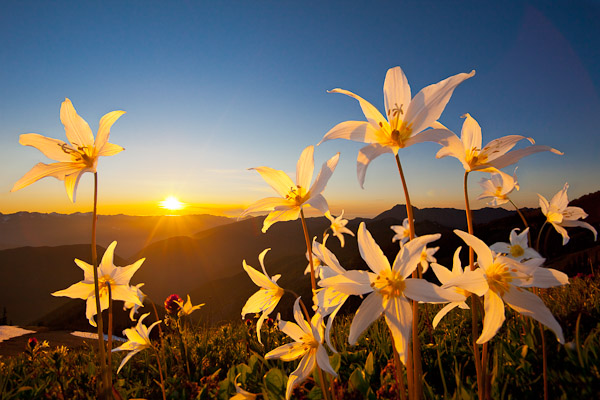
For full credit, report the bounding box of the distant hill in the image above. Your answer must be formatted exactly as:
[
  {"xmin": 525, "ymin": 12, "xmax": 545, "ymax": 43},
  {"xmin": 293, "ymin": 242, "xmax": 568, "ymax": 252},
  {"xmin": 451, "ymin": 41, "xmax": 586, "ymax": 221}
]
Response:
[
  {"xmin": 0, "ymin": 212, "xmax": 232, "ymax": 258},
  {"xmin": 0, "ymin": 244, "xmax": 124, "ymax": 326}
]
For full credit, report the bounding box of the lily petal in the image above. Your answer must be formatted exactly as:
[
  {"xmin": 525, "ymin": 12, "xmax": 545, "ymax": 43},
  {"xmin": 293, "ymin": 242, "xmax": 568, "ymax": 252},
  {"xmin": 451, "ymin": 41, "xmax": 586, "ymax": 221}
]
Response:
[
  {"xmin": 454, "ymin": 230, "xmax": 493, "ymax": 270},
  {"xmin": 404, "ymin": 278, "xmax": 465, "ymax": 303},
  {"xmin": 11, "ymin": 162, "xmax": 80, "ymax": 193},
  {"xmin": 477, "ymin": 290, "xmax": 505, "ymax": 344},
  {"xmin": 358, "ymin": 222, "xmax": 390, "ymax": 275},
  {"xmin": 357, "ymin": 143, "xmax": 394, "ymax": 189},
  {"xmin": 488, "ymin": 145, "xmax": 563, "ymax": 170},
  {"xmin": 383, "ymin": 296, "xmax": 412, "ymax": 364},
  {"xmin": 348, "ymin": 291, "xmax": 384, "ymax": 345},
  {"xmin": 60, "ymin": 98, "xmax": 94, "ymax": 147},
  {"xmin": 19, "ymin": 133, "xmax": 72, "ymax": 162},
  {"xmin": 250, "ymin": 167, "xmax": 295, "ymax": 198},
  {"xmin": 328, "ymin": 88, "xmax": 387, "ymax": 131},
  {"xmin": 296, "ymin": 146, "xmax": 314, "ymax": 192},
  {"xmin": 384, "ymin": 66, "xmax": 411, "ymax": 121},
  {"xmin": 319, "ymin": 120, "xmax": 380, "ymax": 145},
  {"xmin": 308, "ymin": 152, "xmax": 340, "ymax": 196},
  {"xmin": 96, "ymin": 110, "xmax": 126, "ymax": 150}
]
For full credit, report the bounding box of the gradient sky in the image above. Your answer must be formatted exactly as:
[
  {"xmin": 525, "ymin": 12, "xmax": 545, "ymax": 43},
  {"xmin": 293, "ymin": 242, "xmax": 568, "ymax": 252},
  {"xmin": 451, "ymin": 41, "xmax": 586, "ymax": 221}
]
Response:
[{"xmin": 1, "ymin": 0, "xmax": 599, "ymax": 218}]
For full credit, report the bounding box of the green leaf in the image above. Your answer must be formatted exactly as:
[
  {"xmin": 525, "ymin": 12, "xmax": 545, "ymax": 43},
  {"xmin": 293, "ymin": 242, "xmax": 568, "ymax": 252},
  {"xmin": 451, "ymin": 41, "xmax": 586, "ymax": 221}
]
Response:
[
  {"xmin": 307, "ymin": 385, "xmax": 323, "ymax": 400},
  {"xmin": 364, "ymin": 352, "xmax": 374, "ymax": 376},
  {"xmin": 264, "ymin": 368, "xmax": 287, "ymax": 400},
  {"xmin": 329, "ymin": 353, "xmax": 341, "ymax": 373},
  {"xmin": 349, "ymin": 367, "xmax": 369, "ymax": 394}
]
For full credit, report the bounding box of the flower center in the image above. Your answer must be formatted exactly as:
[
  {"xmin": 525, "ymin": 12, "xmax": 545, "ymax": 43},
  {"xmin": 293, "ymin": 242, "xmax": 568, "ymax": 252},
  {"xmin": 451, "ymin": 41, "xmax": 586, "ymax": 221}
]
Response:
[
  {"xmin": 509, "ymin": 244, "xmax": 525, "ymax": 258},
  {"xmin": 485, "ymin": 262, "xmax": 514, "ymax": 296},
  {"xmin": 60, "ymin": 143, "xmax": 95, "ymax": 167},
  {"xmin": 466, "ymin": 147, "xmax": 487, "ymax": 167},
  {"xmin": 372, "ymin": 269, "xmax": 406, "ymax": 300},
  {"xmin": 285, "ymin": 185, "xmax": 307, "ymax": 206},
  {"xmin": 99, "ymin": 275, "xmax": 116, "ymax": 296},
  {"xmin": 494, "ymin": 186, "xmax": 506, "ymax": 198}
]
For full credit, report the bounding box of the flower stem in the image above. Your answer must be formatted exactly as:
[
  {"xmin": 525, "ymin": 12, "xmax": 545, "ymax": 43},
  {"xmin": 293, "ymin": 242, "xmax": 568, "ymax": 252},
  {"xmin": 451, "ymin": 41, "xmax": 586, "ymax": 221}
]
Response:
[
  {"xmin": 153, "ymin": 347, "xmax": 167, "ymax": 400},
  {"xmin": 91, "ymin": 173, "xmax": 110, "ymax": 400},
  {"xmin": 464, "ymin": 171, "xmax": 484, "ymax": 400},
  {"xmin": 300, "ymin": 208, "xmax": 317, "ymax": 291},
  {"xmin": 535, "ymin": 221, "xmax": 548, "ymax": 252},
  {"xmin": 395, "ymin": 153, "xmax": 421, "ymax": 400},
  {"xmin": 509, "ymin": 198, "xmax": 531, "ymax": 244},
  {"xmin": 107, "ymin": 282, "xmax": 113, "ymax": 392}
]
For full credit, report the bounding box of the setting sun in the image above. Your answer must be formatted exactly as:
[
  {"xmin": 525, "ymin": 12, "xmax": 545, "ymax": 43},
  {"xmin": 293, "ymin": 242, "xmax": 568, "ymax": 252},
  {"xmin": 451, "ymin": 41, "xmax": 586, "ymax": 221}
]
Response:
[{"xmin": 159, "ymin": 196, "xmax": 186, "ymax": 211}]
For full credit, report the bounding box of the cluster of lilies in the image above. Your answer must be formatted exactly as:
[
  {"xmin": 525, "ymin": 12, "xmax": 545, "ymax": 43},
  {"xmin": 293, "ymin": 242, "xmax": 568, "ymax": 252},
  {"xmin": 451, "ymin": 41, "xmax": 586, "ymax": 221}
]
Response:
[
  {"xmin": 9, "ymin": 65, "xmax": 596, "ymax": 399},
  {"xmin": 238, "ymin": 66, "xmax": 596, "ymax": 399}
]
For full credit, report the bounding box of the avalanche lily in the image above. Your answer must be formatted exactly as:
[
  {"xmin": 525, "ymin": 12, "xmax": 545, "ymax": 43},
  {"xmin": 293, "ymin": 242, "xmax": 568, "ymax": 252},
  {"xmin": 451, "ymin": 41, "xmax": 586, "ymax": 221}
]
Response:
[
  {"xmin": 52, "ymin": 241, "xmax": 144, "ymax": 327},
  {"xmin": 112, "ymin": 313, "xmax": 161, "ymax": 373},
  {"xmin": 319, "ymin": 222, "xmax": 463, "ymax": 363},
  {"xmin": 241, "ymin": 248, "xmax": 284, "ymax": 344},
  {"xmin": 430, "ymin": 247, "xmax": 487, "ymax": 328},
  {"xmin": 11, "ymin": 98, "xmax": 125, "ymax": 202},
  {"xmin": 178, "ymin": 295, "xmax": 205, "ymax": 317},
  {"xmin": 477, "ymin": 169, "xmax": 519, "ymax": 207},
  {"xmin": 391, "ymin": 218, "xmax": 411, "ymax": 245},
  {"xmin": 240, "ymin": 145, "xmax": 339, "ymax": 232},
  {"xmin": 123, "ymin": 283, "xmax": 146, "ymax": 321},
  {"xmin": 490, "ymin": 228, "xmax": 542, "ymax": 262},
  {"xmin": 452, "ymin": 230, "xmax": 568, "ymax": 344},
  {"xmin": 538, "ymin": 183, "xmax": 597, "ymax": 245},
  {"xmin": 436, "ymin": 113, "xmax": 562, "ymax": 173},
  {"xmin": 319, "ymin": 66, "xmax": 475, "ymax": 187},
  {"xmin": 326, "ymin": 210, "xmax": 354, "ymax": 247},
  {"xmin": 265, "ymin": 298, "xmax": 336, "ymax": 400}
]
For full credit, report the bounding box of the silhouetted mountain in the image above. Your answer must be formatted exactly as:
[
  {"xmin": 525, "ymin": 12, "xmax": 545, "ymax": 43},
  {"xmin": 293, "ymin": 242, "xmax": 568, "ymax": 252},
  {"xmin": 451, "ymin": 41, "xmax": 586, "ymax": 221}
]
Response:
[
  {"xmin": 15, "ymin": 190, "xmax": 599, "ymax": 328},
  {"xmin": 0, "ymin": 244, "xmax": 125, "ymax": 326},
  {"xmin": 0, "ymin": 212, "xmax": 232, "ymax": 258},
  {"xmin": 374, "ymin": 205, "xmax": 515, "ymax": 230}
]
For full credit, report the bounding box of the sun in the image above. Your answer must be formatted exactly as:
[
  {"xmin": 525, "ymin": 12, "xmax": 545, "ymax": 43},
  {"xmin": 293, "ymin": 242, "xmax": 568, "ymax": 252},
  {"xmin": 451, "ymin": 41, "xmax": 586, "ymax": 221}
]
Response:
[{"xmin": 159, "ymin": 196, "xmax": 186, "ymax": 211}]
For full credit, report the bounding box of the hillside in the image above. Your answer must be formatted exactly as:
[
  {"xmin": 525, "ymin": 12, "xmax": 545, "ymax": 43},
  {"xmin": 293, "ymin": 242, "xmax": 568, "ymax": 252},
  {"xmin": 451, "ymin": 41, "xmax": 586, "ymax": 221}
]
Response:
[{"xmin": 0, "ymin": 213, "xmax": 232, "ymax": 258}]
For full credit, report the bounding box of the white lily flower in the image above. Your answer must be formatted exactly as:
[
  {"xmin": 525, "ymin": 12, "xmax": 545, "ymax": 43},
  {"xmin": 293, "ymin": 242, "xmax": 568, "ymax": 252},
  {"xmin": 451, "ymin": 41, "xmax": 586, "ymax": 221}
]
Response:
[
  {"xmin": 391, "ymin": 218, "xmax": 411, "ymax": 245},
  {"xmin": 538, "ymin": 183, "xmax": 597, "ymax": 245},
  {"xmin": 265, "ymin": 298, "xmax": 336, "ymax": 400},
  {"xmin": 319, "ymin": 222, "xmax": 463, "ymax": 363},
  {"xmin": 178, "ymin": 294, "xmax": 205, "ymax": 317},
  {"xmin": 112, "ymin": 313, "xmax": 161, "ymax": 374},
  {"xmin": 430, "ymin": 247, "xmax": 487, "ymax": 328},
  {"xmin": 320, "ymin": 66, "xmax": 474, "ymax": 187},
  {"xmin": 418, "ymin": 245, "xmax": 439, "ymax": 273},
  {"xmin": 52, "ymin": 241, "xmax": 144, "ymax": 327},
  {"xmin": 241, "ymin": 249, "xmax": 284, "ymax": 345},
  {"xmin": 11, "ymin": 98, "xmax": 125, "ymax": 202},
  {"xmin": 325, "ymin": 210, "xmax": 354, "ymax": 248},
  {"xmin": 240, "ymin": 145, "xmax": 340, "ymax": 232},
  {"xmin": 477, "ymin": 169, "xmax": 519, "ymax": 207},
  {"xmin": 453, "ymin": 230, "xmax": 568, "ymax": 344},
  {"xmin": 231, "ymin": 373, "xmax": 257, "ymax": 400},
  {"xmin": 490, "ymin": 228, "xmax": 542, "ymax": 262},
  {"xmin": 436, "ymin": 113, "xmax": 562, "ymax": 173}
]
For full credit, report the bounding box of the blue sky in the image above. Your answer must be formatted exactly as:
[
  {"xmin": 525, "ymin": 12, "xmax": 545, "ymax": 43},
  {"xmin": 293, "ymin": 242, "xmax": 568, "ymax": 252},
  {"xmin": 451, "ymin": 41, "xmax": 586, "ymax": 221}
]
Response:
[{"xmin": 1, "ymin": 0, "xmax": 598, "ymax": 217}]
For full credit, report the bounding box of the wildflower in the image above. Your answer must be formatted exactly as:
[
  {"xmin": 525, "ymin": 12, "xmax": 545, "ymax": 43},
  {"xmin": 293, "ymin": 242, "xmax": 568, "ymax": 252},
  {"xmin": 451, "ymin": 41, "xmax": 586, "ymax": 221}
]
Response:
[
  {"xmin": 430, "ymin": 247, "xmax": 487, "ymax": 328},
  {"xmin": 178, "ymin": 295, "xmax": 204, "ymax": 317},
  {"xmin": 436, "ymin": 113, "xmax": 562, "ymax": 173},
  {"xmin": 418, "ymin": 245, "xmax": 439, "ymax": 273},
  {"xmin": 391, "ymin": 218, "xmax": 411, "ymax": 245},
  {"xmin": 319, "ymin": 66, "xmax": 475, "ymax": 187},
  {"xmin": 477, "ymin": 169, "xmax": 519, "ymax": 207},
  {"xmin": 27, "ymin": 337, "xmax": 38, "ymax": 350},
  {"xmin": 164, "ymin": 294, "xmax": 183, "ymax": 315},
  {"xmin": 319, "ymin": 222, "xmax": 463, "ymax": 362},
  {"xmin": 490, "ymin": 228, "xmax": 542, "ymax": 262},
  {"xmin": 112, "ymin": 313, "xmax": 161, "ymax": 373},
  {"xmin": 325, "ymin": 210, "xmax": 354, "ymax": 247},
  {"xmin": 240, "ymin": 145, "xmax": 340, "ymax": 232},
  {"xmin": 11, "ymin": 98, "xmax": 125, "ymax": 202},
  {"xmin": 452, "ymin": 230, "xmax": 568, "ymax": 344},
  {"xmin": 265, "ymin": 298, "xmax": 336, "ymax": 400},
  {"xmin": 538, "ymin": 183, "xmax": 597, "ymax": 245},
  {"xmin": 241, "ymin": 249, "xmax": 284, "ymax": 344},
  {"xmin": 123, "ymin": 283, "xmax": 146, "ymax": 321},
  {"xmin": 52, "ymin": 241, "xmax": 144, "ymax": 327}
]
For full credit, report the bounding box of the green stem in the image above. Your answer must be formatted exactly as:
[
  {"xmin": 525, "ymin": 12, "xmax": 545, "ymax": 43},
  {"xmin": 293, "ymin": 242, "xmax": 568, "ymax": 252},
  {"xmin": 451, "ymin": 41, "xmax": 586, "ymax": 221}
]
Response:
[
  {"xmin": 300, "ymin": 208, "xmax": 317, "ymax": 291},
  {"xmin": 91, "ymin": 173, "xmax": 110, "ymax": 399},
  {"xmin": 395, "ymin": 154, "xmax": 421, "ymax": 400},
  {"xmin": 464, "ymin": 171, "xmax": 484, "ymax": 400}
]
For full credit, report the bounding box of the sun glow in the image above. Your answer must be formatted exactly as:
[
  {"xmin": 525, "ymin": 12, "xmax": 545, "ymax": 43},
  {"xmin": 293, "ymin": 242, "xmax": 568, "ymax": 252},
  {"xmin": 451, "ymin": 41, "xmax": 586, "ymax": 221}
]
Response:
[{"xmin": 159, "ymin": 196, "xmax": 186, "ymax": 211}]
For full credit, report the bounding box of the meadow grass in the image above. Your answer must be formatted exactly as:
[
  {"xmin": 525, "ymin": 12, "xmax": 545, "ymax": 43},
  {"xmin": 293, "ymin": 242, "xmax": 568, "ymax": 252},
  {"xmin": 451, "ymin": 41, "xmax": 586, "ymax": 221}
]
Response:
[{"xmin": 1, "ymin": 273, "xmax": 598, "ymax": 400}]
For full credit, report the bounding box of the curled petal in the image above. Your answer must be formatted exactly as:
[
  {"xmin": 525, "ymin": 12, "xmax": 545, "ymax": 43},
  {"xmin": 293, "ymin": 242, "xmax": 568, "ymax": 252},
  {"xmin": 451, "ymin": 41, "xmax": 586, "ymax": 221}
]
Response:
[
  {"xmin": 319, "ymin": 120, "xmax": 379, "ymax": 145},
  {"xmin": 11, "ymin": 162, "xmax": 80, "ymax": 193},
  {"xmin": 357, "ymin": 143, "xmax": 393, "ymax": 189},
  {"xmin": 404, "ymin": 278, "xmax": 465, "ymax": 303},
  {"xmin": 348, "ymin": 292, "xmax": 384, "ymax": 345},
  {"xmin": 309, "ymin": 152, "xmax": 340, "ymax": 196},
  {"xmin": 454, "ymin": 230, "xmax": 493, "ymax": 270},
  {"xmin": 250, "ymin": 167, "xmax": 295, "ymax": 198},
  {"xmin": 97, "ymin": 142, "xmax": 124, "ymax": 157},
  {"xmin": 96, "ymin": 110, "xmax": 126, "ymax": 150},
  {"xmin": 487, "ymin": 145, "xmax": 563, "ymax": 170},
  {"xmin": 262, "ymin": 207, "xmax": 301, "ymax": 233},
  {"xmin": 328, "ymin": 88, "xmax": 387, "ymax": 130}
]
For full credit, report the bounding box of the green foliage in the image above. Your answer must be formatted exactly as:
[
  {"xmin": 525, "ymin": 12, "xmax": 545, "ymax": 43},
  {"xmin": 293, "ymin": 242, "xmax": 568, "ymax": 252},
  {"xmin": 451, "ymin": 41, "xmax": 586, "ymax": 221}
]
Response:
[{"xmin": 1, "ymin": 274, "xmax": 599, "ymax": 399}]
